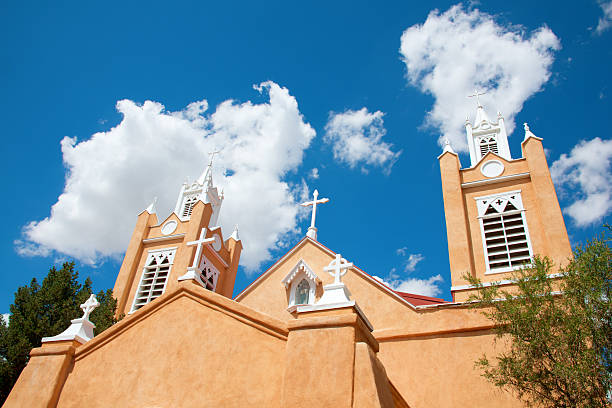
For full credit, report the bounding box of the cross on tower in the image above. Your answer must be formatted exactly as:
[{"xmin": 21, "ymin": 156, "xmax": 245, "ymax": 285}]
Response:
[
  {"xmin": 187, "ymin": 228, "xmax": 216, "ymax": 270},
  {"xmin": 300, "ymin": 189, "xmax": 329, "ymax": 241},
  {"xmin": 80, "ymin": 294, "xmax": 100, "ymax": 321},
  {"xmin": 207, "ymin": 150, "xmax": 220, "ymax": 166},
  {"xmin": 468, "ymin": 89, "xmax": 487, "ymax": 107},
  {"xmin": 324, "ymin": 254, "xmax": 353, "ymax": 285}
]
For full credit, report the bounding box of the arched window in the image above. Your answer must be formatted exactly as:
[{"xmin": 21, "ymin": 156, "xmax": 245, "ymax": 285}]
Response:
[{"xmin": 295, "ymin": 279, "xmax": 310, "ymax": 305}]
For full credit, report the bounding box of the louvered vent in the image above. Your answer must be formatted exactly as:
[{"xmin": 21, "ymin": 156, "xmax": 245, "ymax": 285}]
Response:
[
  {"xmin": 182, "ymin": 196, "xmax": 198, "ymax": 217},
  {"xmin": 132, "ymin": 249, "xmax": 174, "ymax": 312},
  {"xmin": 479, "ymin": 137, "xmax": 499, "ymax": 158},
  {"xmin": 482, "ymin": 201, "xmax": 531, "ymax": 271}
]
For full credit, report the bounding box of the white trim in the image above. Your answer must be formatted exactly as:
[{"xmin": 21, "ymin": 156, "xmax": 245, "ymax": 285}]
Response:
[
  {"xmin": 474, "ymin": 189, "xmax": 522, "ymax": 203},
  {"xmin": 142, "ymin": 233, "xmax": 185, "ymax": 244},
  {"xmin": 296, "ymin": 300, "xmax": 374, "ymax": 332},
  {"xmin": 462, "ymin": 172, "xmax": 529, "ymax": 188},
  {"xmin": 285, "ymin": 261, "xmax": 319, "ymax": 307},
  {"xmin": 451, "ymin": 273, "xmax": 565, "ymax": 291},
  {"xmin": 130, "ymin": 247, "xmax": 177, "ymax": 313}
]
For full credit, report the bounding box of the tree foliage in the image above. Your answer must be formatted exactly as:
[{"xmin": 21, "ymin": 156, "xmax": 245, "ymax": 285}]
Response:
[
  {"xmin": 466, "ymin": 229, "xmax": 611, "ymax": 407},
  {"xmin": 0, "ymin": 262, "xmax": 120, "ymax": 403}
]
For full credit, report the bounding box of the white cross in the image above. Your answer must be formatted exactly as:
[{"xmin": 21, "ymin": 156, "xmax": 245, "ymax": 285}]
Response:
[
  {"xmin": 80, "ymin": 294, "xmax": 99, "ymax": 321},
  {"xmin": 324, "ymin": 254, "xmax": 353, "ymax": 285},
  {"xmin": 207, "ymin": 150, "xmax": 220, "ymax": 166},
  {"xmin": 187, "ymin": 228, "xmax": 215, "ymax": 269},
  {"xmin": 468, "ymin": 89, "xmax": 487, "ymax": 107},
  {"xmin": 300, "ymin": 189, "xmax": 329, "ymax": 240}
]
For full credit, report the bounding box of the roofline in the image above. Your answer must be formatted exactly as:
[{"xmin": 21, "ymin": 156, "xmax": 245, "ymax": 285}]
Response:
[{"xmin": 234, "ymin": 236, "xmax": 444, "ymax": 311}]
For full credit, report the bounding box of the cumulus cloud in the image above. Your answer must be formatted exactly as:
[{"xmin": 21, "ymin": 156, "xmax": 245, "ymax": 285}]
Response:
[
  {"xmin": 324, "ymin": 108, "xmax": 400, "ymax": 173},
  {"xmin": 551, "ymin": 138, "xmax": 612, "ymax": 226},
  {"xmin": 404, "ymin": 253, "xmax": 424, "ymax": 272},
  {"xmin": 373, "ymin": 273, "xmax": 443, "ymax": 298},
  {"xmin": 309, "ymin": 168, "xmax": 319, "ymax": 180},
  {"xmin": 399, "ymin": 4, "xmax": 560, "ymax": 150},
  {"xmin": 16, "ymin": 81, "xmax": 316, "ymax": 271},
  {"xmin": 596, "ymin": 1, "xmax": 612, "ymax": 34}
]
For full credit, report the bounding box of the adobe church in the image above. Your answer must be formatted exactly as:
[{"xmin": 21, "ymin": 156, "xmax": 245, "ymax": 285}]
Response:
[{"xmin": 4, "ymin": 102, "xmax": 572, "ymax": 407}]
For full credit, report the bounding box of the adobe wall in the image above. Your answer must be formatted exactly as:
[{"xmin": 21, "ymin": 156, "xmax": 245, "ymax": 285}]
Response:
[
  {"xmin": 377, "ymin": 329, "xmax": 521, "ymax": 407},
  {"xmin": 56, "ymin": 288, "xmax": 287, "ymax": 408}
]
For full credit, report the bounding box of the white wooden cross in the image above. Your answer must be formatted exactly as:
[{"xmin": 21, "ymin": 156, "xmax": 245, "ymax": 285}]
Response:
[
  {"xmin": 300, "ymin": 189, "xmax": 329, "ymax": 240},
  {"xmin": 468, "ymin": 89, "xmax": 487, "ymax": 107},
  {"xmin": 187, "ymin": 228, "xmax": 215, "ymax": 269},
  {"xmin": 324, "ymin": 254, "xmax": 353, "ymax": 285},
  {"xmin": 80, "ymin": 294, "xmax": 99, "ymax": 321}
]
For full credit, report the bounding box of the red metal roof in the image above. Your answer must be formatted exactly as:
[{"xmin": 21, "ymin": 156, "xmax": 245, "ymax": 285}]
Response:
[{"xmin": 393, "ymin": 291, "xmax": 448, "ymax": 306}]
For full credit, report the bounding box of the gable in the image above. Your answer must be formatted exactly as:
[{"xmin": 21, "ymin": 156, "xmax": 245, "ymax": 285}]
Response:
[
  {"xmin": 57, "ymin": 283, "xmax": 287, "ymax": 407},
  {"xmin": 236, "ymin": 238, "xmax": 445, "ymax": 331}
]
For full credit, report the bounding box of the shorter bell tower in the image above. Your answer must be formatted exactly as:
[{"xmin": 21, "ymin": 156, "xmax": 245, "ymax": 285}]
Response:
[
  {"xmin": 439, "ymin": 101, "xmax": 571, "ymax": 302},
  {"xmin": 112, "ymin": 157, "xmax": 242, "ymax": 317}
]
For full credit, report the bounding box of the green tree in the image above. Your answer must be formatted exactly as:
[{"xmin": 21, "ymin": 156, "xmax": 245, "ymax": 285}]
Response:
[
  {"xmin": 0, "ymin": 262, "xmax": 120, "ymax": 403},
  {"xmin": 466, "ymin": 230, "xmax": 611, "ymax": 407}
]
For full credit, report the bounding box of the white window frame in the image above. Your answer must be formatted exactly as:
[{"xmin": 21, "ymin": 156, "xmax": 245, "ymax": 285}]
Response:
[
  {"xmin": 475, "ymin": 190, "xmax": 534, "ymax": 275},
  {"xmin": 281, "ymin": 260, "xmax": 319, "ymax": 309},
  {"xmin": 197, "ymin": 253, "xmax": 220, "ymax": 291},
  {"xmin": 181, "ymin": 195, "xmax": 199, "ymax": 218},
  {"xmin": 477, "ymin": 134, "xmax": 499, "ymax": 160},
  {"xmin": 130, "ymin": 247, "xmax": 176, "ymax": 313}
]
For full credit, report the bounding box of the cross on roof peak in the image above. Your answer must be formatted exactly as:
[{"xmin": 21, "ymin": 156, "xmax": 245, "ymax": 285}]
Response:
[
  {"xmin": 468, "ymin": 89, "xmax": 487, "ymax": 108},
  {"xmin": 300, "ymin": 189, "xmax": 330, "ymax": 241},
  {"xmin": 80, "ymin": 294, "xmax": 100, "ymax": 321}
]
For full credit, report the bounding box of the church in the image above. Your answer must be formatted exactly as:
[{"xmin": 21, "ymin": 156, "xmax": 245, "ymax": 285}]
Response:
[{"xmin": 4, "ymin": 101, "xmax": 572, "ymax": 407}]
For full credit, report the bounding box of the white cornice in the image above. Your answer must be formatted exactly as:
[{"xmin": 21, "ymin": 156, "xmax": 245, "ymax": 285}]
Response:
[
  {"xmin": 142, "ymin": 233, "xmax": 185, "ymax": 244},
  {"xmin": 461, "ymin": 172, "xmax": 530, "ymax": 188}
]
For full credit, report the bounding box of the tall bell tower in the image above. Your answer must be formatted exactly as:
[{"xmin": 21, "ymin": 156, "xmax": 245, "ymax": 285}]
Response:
[
  {"xmin": 439, "ymin": 101, "xmax": 571, "ymax": 302},
  {"xmin": 112, "ymin": 157, "xmax": 242, "ymax": 316}
]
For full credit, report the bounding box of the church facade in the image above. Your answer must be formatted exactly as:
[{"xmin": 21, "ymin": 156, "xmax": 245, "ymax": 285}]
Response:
[{"xmin": 4, "ymin": 103, "xmax": 572, "ymax": 407}]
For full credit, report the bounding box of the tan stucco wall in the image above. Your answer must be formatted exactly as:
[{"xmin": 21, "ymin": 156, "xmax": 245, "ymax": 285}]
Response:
[
  {"xmin": 57, "ymin": 286, "xmax": 287, "ymax": 408},
  {"xmin": 378, "ymin": 330, "xmax": 521, "ymax": 408}
]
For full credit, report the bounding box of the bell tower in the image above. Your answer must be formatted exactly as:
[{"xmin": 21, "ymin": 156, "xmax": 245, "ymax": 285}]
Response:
[
  {"xmin": 112, "ymin": 156, "xmax": 242, "ymax": 316},
  {"xmin": 439, "ymin": 101, "xmax": 571, "ymax": 302}
]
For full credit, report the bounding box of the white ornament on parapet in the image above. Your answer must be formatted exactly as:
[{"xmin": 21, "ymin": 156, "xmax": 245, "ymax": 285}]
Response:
[
  {"xmin": 42, "ymin": 294, "xmax": 100, "ymax": 344},
  {"xmin": 300, "ymin": 189, "xmax": 329, "ymax": 241}
]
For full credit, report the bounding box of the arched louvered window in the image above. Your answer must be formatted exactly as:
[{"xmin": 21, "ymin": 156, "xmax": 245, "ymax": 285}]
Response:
[
  {"xmin": 182, "ymin": 196, "xmax": 198, "ymax": 217},
  {"xmin": 479, "ymin": 136, "xmax": 499, "ymax": 158},
  {"xmin": 131, "ymin": 248, "xmax": 176, "ymax": 312},
  {"xmin": 295, "ymin": 279, "xmax": 310, "ymax": 305},
  {"xmin": 476, "ymin": 191, "xmax": 533, "ymax": 274}
]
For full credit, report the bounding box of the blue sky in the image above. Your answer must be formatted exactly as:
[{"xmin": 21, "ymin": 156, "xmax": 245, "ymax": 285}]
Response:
[{"xmin": 1, "ymin": 0, "xmax": 611, "ymax": 312}]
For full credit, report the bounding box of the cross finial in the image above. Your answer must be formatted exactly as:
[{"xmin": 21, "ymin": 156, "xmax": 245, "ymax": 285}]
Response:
[
  {"xmin": 80, "ymin": 294, "xmax": 100, "ymax": 321},
  {"xmin": 300, "ymin": 189, "xmax": 330, "ymax": 240},
  {"xmin": 468, "ymin": 89, "xmax": 487, "ymax": 107},
  {"xmin": 207, "ymin": 150, "xmax": 220, "ymax": 167},
  {"xmin": 187, "ymin": 228, "xmax": 216, "ymax": 270},
  {"xmin": 323, "ymin": 254, "xmax": 353, "ymax": 284}
]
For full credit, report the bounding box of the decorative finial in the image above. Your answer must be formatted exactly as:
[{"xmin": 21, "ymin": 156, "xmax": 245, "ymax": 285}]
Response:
[
  {"xmin": 468, "ymin": 89, "xmax": 487, "ymax": 108},
  {"xmin": 300, "ymin": 189, "xmax": 330, "ymax": 241},
  {"xmin": 442, "ymin": 138, "xmax": 456, "ymax": 154},
  {"xmin": 145, "ymin": 197, "xmax": 157, "ymax": 214},
  {"xmin": 523, "ymin": 122, "xmax": 537, "ymax": 141},
  {"xmin": 230, "ymin": 224, "xmax": 240, "ymax": 241},
  {"xmin": 323, "ymin": 254, "xmax": 354, "ymax": 285},
  {"xmin": 80, "ymin": 294, "xmax": 100, "ymax": 321}
]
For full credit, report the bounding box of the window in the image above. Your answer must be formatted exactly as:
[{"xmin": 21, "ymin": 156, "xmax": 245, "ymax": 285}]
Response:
[
  {"xmin": 182, "ymin": 196, "xmax": 198, "ymax": 218},
  {"xmin": 131, "ymin": 248, "xmax": 176, "ymax": 312},
  {"xmin": 295, "ymin": 279, "xmax": 310, "ymax": 305},
  {"xmin": 479, "ymin": 136, "xmax": 499, "ymax": 158},
  {"xmin": 476, "ymin": 191, "xmax": 533, "ymax": 274},
  {"xmin": 281, "ymin": 260, "xmax": 319, "ymax": 308},
  {"xmin": 197, "ymin": 254, "xmax": 219, "ymax": 291}
]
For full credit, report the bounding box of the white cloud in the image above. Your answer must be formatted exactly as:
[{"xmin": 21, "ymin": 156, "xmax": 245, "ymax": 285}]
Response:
[
  {"xmin": 550, "ymin": 138, "xmax": 612, "ymax": 226},
  {"xmin": 373, "ymin": 274, "xmax": 443, "ymax": 298},
  {"xmin": 399, "ymin": 4, "xmax": 560, "ymax": 150},
  {"xmin": 396, "ymin": 246, "xmax": 408, "ymax": 256},
  {"xmin": 404, "ymin": 253, "xmax": 424, "ymax": 272},
  {"xmin": 596, "ymin": 1, "xmax": 612, "ymax": 34},
  {"xmin": 324, "ymin": 108, "xmax": 401, "ymax": 173},
  {"xmin": 16, "ymin": 81, "xmax": 316, "ymax": 271},
  {"xmin": 309, "ymin": 168, "xmax": 319, "ymax": 179}
]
